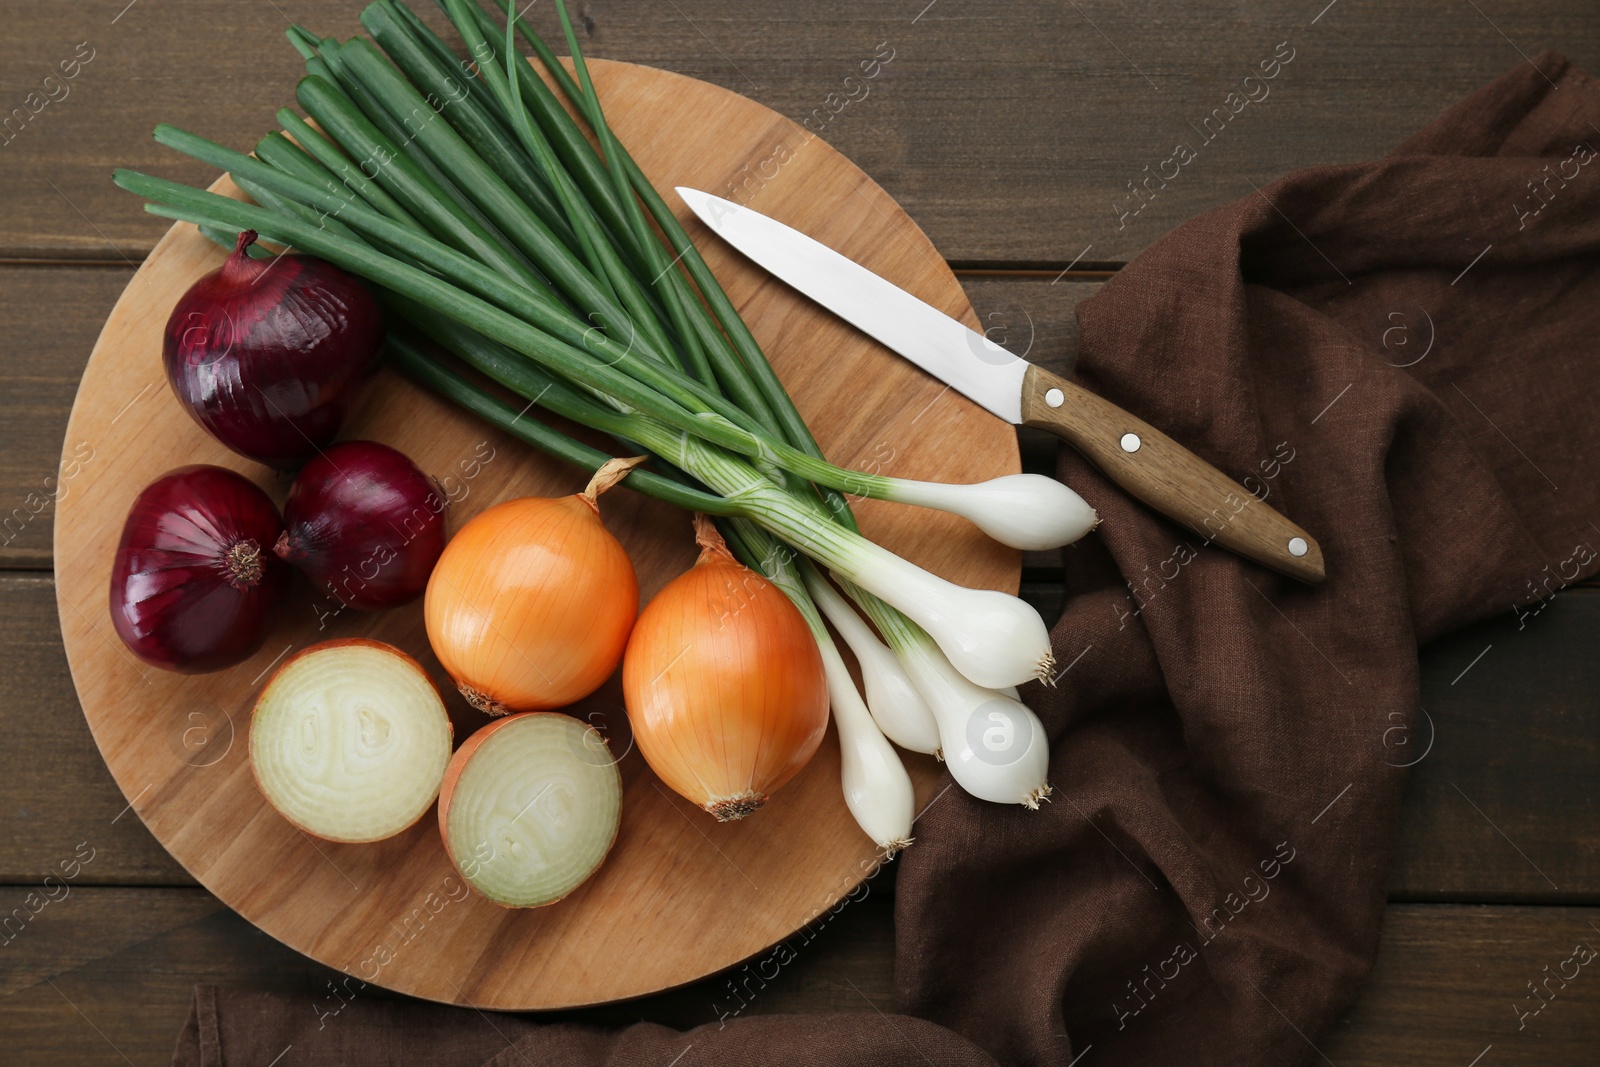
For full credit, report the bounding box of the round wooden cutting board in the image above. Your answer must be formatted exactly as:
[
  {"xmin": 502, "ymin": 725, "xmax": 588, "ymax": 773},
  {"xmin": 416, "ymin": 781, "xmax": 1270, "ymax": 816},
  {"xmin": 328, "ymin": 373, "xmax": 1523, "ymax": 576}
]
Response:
[{"xmin": 54, "ymin": 59, "xmax": 1019, "ymax": 1010}]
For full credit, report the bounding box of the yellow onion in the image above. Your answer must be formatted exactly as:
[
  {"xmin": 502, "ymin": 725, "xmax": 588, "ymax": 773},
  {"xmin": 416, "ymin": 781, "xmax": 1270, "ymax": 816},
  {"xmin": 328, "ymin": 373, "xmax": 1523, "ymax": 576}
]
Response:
[
  {"xmin": 425, "ymin": 458, "xmax": 642, "ymax": 714},
  {"xmin": 623, "ymin": 515, "xmax": 829, "ymax": 821}
]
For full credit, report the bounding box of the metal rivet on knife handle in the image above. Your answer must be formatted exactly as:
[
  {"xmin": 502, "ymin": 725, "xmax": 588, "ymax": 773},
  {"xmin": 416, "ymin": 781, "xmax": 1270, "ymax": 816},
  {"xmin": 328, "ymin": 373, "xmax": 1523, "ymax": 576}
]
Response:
[
  {"xmin": 672, "ymin": 187, "xmax": 1325, "ymax": 584},
  {"xmin": 1019, "ymin": 365, "xmax": 1326, "ymax": 584}
]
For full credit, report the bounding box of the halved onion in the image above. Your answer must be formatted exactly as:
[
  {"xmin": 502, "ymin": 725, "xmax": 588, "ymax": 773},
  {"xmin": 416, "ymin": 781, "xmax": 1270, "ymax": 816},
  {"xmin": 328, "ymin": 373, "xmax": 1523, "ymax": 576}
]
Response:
[
  {"xmin": 438, "ymin": 713, "xmax": 622, "ymax": 908},
  {"xmin": 249, "ymin": 639, "xmax": 452, "ymax": 843}
]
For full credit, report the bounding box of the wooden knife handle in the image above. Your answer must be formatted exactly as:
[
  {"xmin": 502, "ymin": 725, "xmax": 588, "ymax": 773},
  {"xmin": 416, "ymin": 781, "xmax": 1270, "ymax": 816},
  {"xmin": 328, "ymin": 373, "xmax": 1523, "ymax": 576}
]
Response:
[{"xmin": 1020, "ymin": 365, "xmax": 1325, "ymax": 584}]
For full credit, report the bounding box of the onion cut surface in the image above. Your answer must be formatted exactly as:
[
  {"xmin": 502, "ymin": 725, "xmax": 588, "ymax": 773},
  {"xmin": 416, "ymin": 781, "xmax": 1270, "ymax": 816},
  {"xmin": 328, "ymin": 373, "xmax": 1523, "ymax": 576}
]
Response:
[
  {"xmin": 250, "ymin": 639, "xmax": 453, "ymax": 843},
  {"xmin": 439, "ymin": 713, "xmax": 622, "ymax": 908}
]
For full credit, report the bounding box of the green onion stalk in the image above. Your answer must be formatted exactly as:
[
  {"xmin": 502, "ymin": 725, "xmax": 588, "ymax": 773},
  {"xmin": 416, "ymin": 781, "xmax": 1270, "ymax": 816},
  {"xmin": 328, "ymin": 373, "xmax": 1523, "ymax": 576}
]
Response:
[{"xmin": 113, "ymin": 0, "xmax": 1082, "ymax": 703}]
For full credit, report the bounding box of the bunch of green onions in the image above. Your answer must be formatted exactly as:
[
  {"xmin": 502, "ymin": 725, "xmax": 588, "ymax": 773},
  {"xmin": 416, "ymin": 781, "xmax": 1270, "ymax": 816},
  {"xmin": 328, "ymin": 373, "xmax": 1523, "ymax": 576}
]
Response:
[{"xmin": 116, "ymin": 0, "xmax": 1086, "ymax": 822}]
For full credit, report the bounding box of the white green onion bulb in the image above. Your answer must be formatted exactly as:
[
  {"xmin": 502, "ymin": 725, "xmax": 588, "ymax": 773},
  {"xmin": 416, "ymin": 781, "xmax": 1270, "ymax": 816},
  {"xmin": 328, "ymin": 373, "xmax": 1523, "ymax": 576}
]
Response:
[
  {"xmin": 805, "ymin": 570, "xmax": 941, "ymax": 755},
  {"xmin": 898, "ymin": 632, "xmax": 1052, "ymax": 808},
  {"xmin": 885, "ymin": 473, "xmax": 1098, "ymax": 551}
]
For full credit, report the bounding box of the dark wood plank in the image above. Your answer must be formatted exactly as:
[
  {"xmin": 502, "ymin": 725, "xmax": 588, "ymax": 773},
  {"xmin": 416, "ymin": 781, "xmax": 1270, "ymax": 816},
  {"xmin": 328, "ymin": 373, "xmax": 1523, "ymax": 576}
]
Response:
[
  {"xmin": 4, "ymin": 2, "xmax": 1595, "ymax": 263},
  {"xmin": 965, "ymin": 276, "xmax": 1102, "ymax": 494},
  {"xmin": 3, "ymin": 887, "xmax": 1593, "ymax": 1065},
  {"xmin": 964, "ymin": 275, "xmax": 1099, "ymax": 590},
  {"xmin": 0, "ymin": 886, "xmax": 896, "ymax": 1065},
  {"xmin": 0, "ymin": 888, "xmax": 368, "ymax": 1065},
  {"xmin": 9, "ymin": 565, "xmax": 1600, "ymax": 898},
  {"xmin": 1391, "ymin": 591, "xmax": 1600, "ymax": 902},
  {"xmin": 1325, "ymin": 904, "xmax": 1600, "ymax": 1066},
  {"xmin": 0, "ymin": 265, "xmax": 130, "ymax": 569},
  {"xmin": 962, "ymin": 276, "xmax": 1097, "ymax": 382},
  {"xmin": 0, "ymin": 266, "xmax": 1100, "ymax": 569},
  {"xmin": 0, "ymin": 573, "xmax": 189, "ymax": 885}
]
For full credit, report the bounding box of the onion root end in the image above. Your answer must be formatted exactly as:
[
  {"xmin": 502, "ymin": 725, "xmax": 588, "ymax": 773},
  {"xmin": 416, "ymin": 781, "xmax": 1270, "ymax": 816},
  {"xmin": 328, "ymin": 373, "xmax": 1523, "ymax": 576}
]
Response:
[
  {"xmin": 1022, "ymin": 783, "xmax": 1054, "ymax": 810},
  {"xmin": 459, "ymin": 684, "xmax": 510, "ymax": 717},
  {"xmin": 705, "ymin": 791, "xmax": 767, "ymax": 822},
  {"xmin": 221, "ymin": 538, "xmax": 265, "ymax": 589},
  {"xmin": 1035, "ymin": 650, "xmax": 1058, "ymax": 687},
  {"xmin": 880, "ymin": 837, "xmax": 913, "ymax": 858}
]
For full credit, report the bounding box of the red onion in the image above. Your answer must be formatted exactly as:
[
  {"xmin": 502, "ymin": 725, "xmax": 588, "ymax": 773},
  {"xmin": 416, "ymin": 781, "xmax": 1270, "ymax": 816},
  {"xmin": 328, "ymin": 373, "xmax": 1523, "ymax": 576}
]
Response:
[
  {"xmin": 110, "ymin": 465, "xmax": 291, "ymax": 673},
  {"xmin": 163, "ymin": 231, "xmax": 384, "ymax": 469},
  {"xmin": 273, "ymin": 441, "xmax": 447, "ymax": 612}
]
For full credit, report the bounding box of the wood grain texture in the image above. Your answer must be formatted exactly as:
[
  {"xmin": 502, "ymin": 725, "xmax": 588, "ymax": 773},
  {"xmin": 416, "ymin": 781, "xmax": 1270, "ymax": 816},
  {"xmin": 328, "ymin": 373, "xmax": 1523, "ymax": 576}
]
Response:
[
  {"xmin": 1323, "ymin": 905, "xmax": 1600, "ymax": 1066},
  {"xmin": 3, "ymin": 889, "xmax": 1592, "ymax": 1066},
  {"xmin": 8, "ymin": 574, "xmax": 1600, "ymax": 898},
  {"xmin": 1389, "ymin": 590, "xmax": 1600, "ymax": 902},
  {"xmin": 6, "ymin": 2, "xmax": 1599, "ymax": 1059},
  {"xmin": 1021, "ymin": 365, "xmax": 1326, "ymax": 583},
  {"xmin": 51, "ymin": 60, "xmax": 1019, "ymax": 1010},
  {"xmin": 0, "ymin": 574, "xmax": 188, "ymax": 886},
  {"xmin": 0, "ymin": 266, "xmax": 128, "ymax": 569},
  {"xmin": 4, "ymin": 2, "xmax": 1596, "ymax": 263},
  {"xmin": 0, "ymin": 267, "xmax": 1101, "ymax": 570},
  {"xmin": 0, "ymin": 887, "xmax": 897, "ymax": 1066},
  {"xmin": 964, "ymin": 277, "xmax": 1097, "ymax": 384}
]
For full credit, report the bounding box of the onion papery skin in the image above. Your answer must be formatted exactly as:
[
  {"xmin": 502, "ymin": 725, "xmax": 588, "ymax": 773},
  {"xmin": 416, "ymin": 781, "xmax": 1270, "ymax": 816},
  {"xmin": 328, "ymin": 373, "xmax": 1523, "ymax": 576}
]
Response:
[
  {"xmin": 163, "ymin": 231, "xmax": 384, "ymax": 469},
  {"xmin": 109, "ymin": 464, "xmax": 291, "ymax": 673},
  {"xmin": 249, "ymin": 639, "xmax": 453, "ymax": 843},
  {"xmin": 424, "ymin": 494, "xmax": 638, "ymax": 714},
  {"xmin": 622, "ymin": 546, "xmax": 829, "ymax": 821},
  {"xmin": 438, "ymin": 713, "xmax": 622, "ymax": 908},
  {"xmin": 274, "ymin": 441, "xmax": 446, "ymax": 611}
]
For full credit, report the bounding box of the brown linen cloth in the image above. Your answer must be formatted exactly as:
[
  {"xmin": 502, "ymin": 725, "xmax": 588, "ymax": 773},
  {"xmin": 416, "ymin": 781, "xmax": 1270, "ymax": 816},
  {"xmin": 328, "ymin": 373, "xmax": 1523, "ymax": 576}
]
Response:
[{"xmin": 174, "ymin": 52, "xmax": 1600, "ymax": 1067}]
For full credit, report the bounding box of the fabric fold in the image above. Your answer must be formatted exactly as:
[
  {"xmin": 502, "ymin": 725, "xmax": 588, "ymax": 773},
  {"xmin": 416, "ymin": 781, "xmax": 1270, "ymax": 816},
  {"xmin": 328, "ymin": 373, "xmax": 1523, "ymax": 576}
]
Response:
[
  {"xmin": 894, "ymin": 49, "xmax": 1600, "ymax": 1066},
  {"xmin": 173, "ymin": 52, "xmax": 1600, "ymax": 1067}
]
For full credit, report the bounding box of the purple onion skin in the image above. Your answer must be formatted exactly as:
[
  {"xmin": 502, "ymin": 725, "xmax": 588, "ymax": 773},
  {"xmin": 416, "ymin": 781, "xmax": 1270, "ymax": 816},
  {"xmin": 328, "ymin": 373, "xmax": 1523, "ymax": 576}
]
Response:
[
  {"xmin": 163, "ymin": 231, "xmax": 385, "ymax": 470},
  {"xmin": 274, "ymin": 441, "xmax": 447, "ymax": 612},
  {"xmin": 110, "ymin": 465, "xmax": 291, "ymax": 674}
]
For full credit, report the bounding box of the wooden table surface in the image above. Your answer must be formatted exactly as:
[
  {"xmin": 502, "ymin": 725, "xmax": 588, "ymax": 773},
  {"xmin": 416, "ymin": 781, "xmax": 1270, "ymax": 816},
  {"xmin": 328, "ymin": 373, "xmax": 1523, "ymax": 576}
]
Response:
[{"xmin": 3, "ymin": 2, "xmax": 1596, "ymax": 1064}]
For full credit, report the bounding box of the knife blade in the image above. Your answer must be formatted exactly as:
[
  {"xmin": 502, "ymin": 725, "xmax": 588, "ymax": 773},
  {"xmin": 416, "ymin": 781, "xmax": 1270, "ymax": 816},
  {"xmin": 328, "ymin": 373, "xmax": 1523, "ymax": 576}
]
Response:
[{"xmin": 676, "ymin": 187, "xmax": 1324, "ymax": 584}]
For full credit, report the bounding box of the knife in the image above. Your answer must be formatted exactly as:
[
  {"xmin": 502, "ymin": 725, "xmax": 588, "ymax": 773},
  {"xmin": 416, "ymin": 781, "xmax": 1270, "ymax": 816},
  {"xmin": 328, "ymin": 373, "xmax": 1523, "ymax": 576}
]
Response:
[{"xmin": 676, "ymin": 187, "xmax": 1325, "ymax": 585}]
